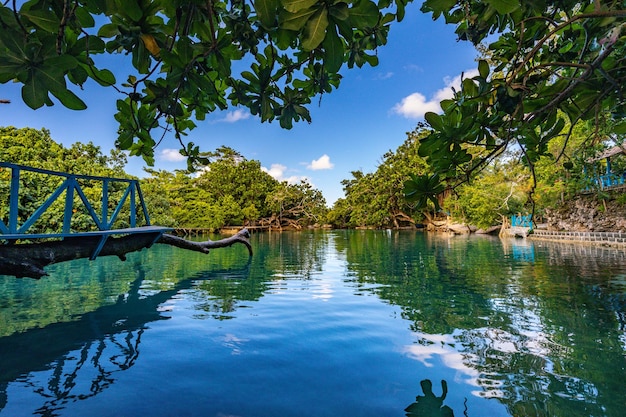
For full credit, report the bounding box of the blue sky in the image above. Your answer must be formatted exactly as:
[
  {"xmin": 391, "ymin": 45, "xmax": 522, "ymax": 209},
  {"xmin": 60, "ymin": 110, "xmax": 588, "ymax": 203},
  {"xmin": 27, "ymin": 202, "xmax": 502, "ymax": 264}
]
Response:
[{"xmin": 1, "ymin": 2, "xmax": 478, "ymax": 205}]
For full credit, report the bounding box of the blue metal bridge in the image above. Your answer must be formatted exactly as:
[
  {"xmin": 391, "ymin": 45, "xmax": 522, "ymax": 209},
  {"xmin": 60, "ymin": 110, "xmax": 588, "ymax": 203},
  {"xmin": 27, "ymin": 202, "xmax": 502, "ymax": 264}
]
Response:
[{"xmin": 0, "ymin": 162, "xmax": 171, "ymax": 259}]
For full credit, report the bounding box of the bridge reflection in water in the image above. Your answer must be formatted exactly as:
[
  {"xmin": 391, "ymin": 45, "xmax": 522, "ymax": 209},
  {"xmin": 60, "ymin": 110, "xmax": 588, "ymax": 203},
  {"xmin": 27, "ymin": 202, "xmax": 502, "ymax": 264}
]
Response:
[{"xmin": 0, "ymin": 262, "xmax": 250, "ymax": 416}]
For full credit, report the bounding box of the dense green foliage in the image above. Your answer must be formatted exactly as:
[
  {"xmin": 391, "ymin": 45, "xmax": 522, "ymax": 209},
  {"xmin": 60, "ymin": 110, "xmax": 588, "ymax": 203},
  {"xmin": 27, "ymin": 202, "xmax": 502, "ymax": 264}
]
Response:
[
  {"xmin": 3, "ymin": 1, "xmax": 625, "ymax": 228},
  {"xmin": 0, "ymin": 126, "xmax": 132, "ymax": 233},
  {"xmin": 327, "ymin": 128, "xmax": 430, "ymax": 228},
  {"xmin": 447, "ymin": 155, "xmax": 529, "ymax": 229},
  {"xmin": 407, "ymin": 0, "xmax": 626, "ymax": 206},
  {"xmin": 331, "ymin": 119, "xmax": 625, "ymax": 229},
  {"xmin": 0, "ymin": 127, "xmax": 327, "ymax": 232},
  {"xmin": 142, "ymin": 146, "xmax": 328, "ymax": 229},
  {"xmin": 2, "ymin": 119, "xmax": 622, "ymax": 233},
  {"xmin": 3, "ymin": 1, "xmax": 624, "ymax": 179},
  {"xmin": 0, "ymin": 0, "xmax": 408, "ymax": 167}
]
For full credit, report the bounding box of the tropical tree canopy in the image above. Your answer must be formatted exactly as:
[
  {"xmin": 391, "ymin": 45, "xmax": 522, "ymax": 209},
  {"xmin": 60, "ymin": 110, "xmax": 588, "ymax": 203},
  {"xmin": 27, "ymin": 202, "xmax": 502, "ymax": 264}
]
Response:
[
  {"xmin": 407, "ymin": 0, "xmax": 626, "ymax": 206},
  {"xmin": 3, "ymin": 0, "xmax": 625, "ymax": 191},
  {"xmin": 0, "ymin": 0, "xmax": 408, "ymax": 168},
  {"xmin": 329, "ymin": 128, "xmax": 432, "ymax": 228},
  {"xmin": 0, "ymin": 127, "xmax": 327, "ymax": 232},
  {"xmin": 333, "ymin": 119, "xmax": 619, "ymax": 229}
]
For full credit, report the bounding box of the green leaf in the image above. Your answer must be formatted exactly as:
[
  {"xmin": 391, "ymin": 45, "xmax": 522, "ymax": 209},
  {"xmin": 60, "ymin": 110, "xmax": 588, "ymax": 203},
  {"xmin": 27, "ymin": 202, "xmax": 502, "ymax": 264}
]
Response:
[
  {"xmin": 424, "ymin": 112, "xmax": 444, "ymax": 131},
  {"xmin": 439, "ymin": 99, "xmax": 455, "ymax": 112},
  {"xmin": 175, "ymin": 36, "xmax": 194, "ymax": 63},
  {"xmin": 395, "ymin": 0, "xmax": 406, "ymax": 21},
  {"xmin": 0, "ymin": 29, "xmax": 26, "ymax": 58},
  {"xmin": 74, "ymin": 7, "xmax": 95, "ymax": 27},
  {"xmin": 85, "ymin": 35, "xmax": 106, "ymax": 53},
  {"xmin": 50, "ymin": 88, "xmax": 87, "ymax": 110},
  {"xmin": 118, "ymin": 0, "xmax": 143, "ymax": 21},
  {"xmin": 47, "ymin": 55, "xmax": 78, "ymax": 71},
  {"xmin": 462, "ymin": 78, "xmax": 477, "ymax": 96},
  {"xmin": 0, "ymin": 56, "xmax": 24, "ymax": 77},
  {"xmin": 282, "ymin": 0, "xmax": 319, "ymax": 13},
  {"xmin": 68, "ymin": 65, "xmax": 88, "ymax": 85},
  {"xmin": 418, "ymin": 137, "xmax": 437, "ymax": 158},
  {"xmin": 87, "ymin": 67, "xmax": 116, "ymax": 86},
  {"xmin": 349, "ymin": 0, "xmax": 379, "ymax": 27},
  {"xmin": 302, "ymin": 8, "xmax": 328, "ymax": 50},
  {"xmin": 36, "ymin": 65, "xmax": 67, "ymax": 95},
  {"xmin": 571, "ymin": 90, "xmax": 599, "ymax": 118},
  {"xmin": 614, "ymin": 120, "xmax": 626, "ymax": 134},
  {"xmin": 280, "ymin": 7, "xmax": 318, "ymax": 31},
  {"xmin": 403, "ymin": 173, "xmax": 443, "ymax": 210},
  {"xmin": 0, "ymin": 6, "xmax": 21, "ymax": 31},
  {"xmin": 558, "ymin": 41, "xmax": 574, "ymax": 54},
  {"xmin": 21, "ymin": 10, "xmax": 60, "ymax": 32},
  {"xmin": 255, "ymin": 0, "xmax": 279, "ymax": 28},
  {"xmin": 22, "ymin": 77, "xmax": 47, "ymax": 109},
  {"xmin": 97, "ymin": 23, "xmax": 119, "ymax": 37},
  {"xmin": 261, "ymin": 96, "xmax": 273, "ymax": 121},
  {"xmin": 329, "ymin": 3, "xmax": 349, "ymax": 21},
  {"xmin": 116, "ymin": 130, "xmax": 134, "ymax": 150},
  {"xmin": 274, "ymin": 28, "xmax": 294, "ymax": 49},
  {"xmin": 322, "ymin": 26, "xmax": 343, "ymax": 72},
  {"xmin": 132, "ymin": 40, "xmax": 150, "ymax": 73},
  {"xmin": 543, "ymin": 117, "xmax": 565, "ymax": 139},
  {"xmin": 420, "ymin": 0, "xmax": 456, "ymax": 18},
  {"xmin": 478, "ymin": 60, "xmax": 489, "ymax": 79},
  {"xmin": 116, "ymin": 98, "xmax": 132, "ymax": 114},
  {"xmin": 484, "ymin": 0, "xmax": 520, "ymax": 14},
  {"xmin": 279, "ymin": 105, "xmax": 296, "ymax": 129}
]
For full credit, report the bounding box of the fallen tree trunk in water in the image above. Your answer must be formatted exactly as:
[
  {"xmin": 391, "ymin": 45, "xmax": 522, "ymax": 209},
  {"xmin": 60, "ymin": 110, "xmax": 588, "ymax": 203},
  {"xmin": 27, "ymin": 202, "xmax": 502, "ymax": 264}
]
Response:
[{"xmin": 0, "ymin": 229, "xmax": 253, "ymax": 279}]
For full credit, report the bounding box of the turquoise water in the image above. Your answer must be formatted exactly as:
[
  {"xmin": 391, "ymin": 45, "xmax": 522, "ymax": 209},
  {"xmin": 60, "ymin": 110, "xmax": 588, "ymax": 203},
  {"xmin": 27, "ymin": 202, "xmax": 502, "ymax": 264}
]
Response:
[{"xmin": 1, "ymin": 231, "xmax": 625, "ymax": 416}]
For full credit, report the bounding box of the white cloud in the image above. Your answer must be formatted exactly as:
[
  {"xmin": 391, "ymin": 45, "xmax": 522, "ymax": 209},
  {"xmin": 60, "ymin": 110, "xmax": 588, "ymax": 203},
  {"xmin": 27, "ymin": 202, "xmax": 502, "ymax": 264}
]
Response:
[
  {"xmin": 401, "ymin": 332, "xmax": 480, "ymax": 388},
  {"xmin": 159, "ymin": 148, "xmax": 186, "ymax": 162},
  {"xmin": 261, "ymin": 163, "xmax": 310, "ymax": 185},
  {"xmin": 392, "ymin": 69, "xmax": 480, "ymax": 119},
  {"xmin": 285, "ymin": 175, "xmax": 311, "ymax": 185},
  {"xmin": 404, "ymin": 64, "xmax": 423, "ymax": 73},
  {"xmin": 392, "ymin": 92, "xmax": 442, "ymax": 119},
  {"xmin": 375, "ymin": 71, "xmax": 394, "ymax": 80},
  {"xmin": 219, "ymin": 109, "xmax": 250, "ymax": 123},
  {"xmin": 307, "ymin": 154, "xmax": 334, "ymax": 171},
  {"xmin": 262, "ymin": 163, "xmax": 287, "ymax": 179}
]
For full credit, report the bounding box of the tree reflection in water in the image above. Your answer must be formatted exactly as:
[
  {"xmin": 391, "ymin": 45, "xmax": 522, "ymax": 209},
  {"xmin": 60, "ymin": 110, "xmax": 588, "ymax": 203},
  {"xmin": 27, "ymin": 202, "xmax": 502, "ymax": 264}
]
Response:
[
  {"xmin": 27, "ymin": 329, "xmax": 143, "ymax": 417},
  {"xmin": 0, "ymin": 233, "xmax": 326, "ymax": 416},
  {"xmin": 338, "ymin": 231, "xmax": 626, "ymax": 417},
  {"xmin": 2, "ymin": 231, "xmax": 626, "ymax": 416},
  {"xmin": 0, "ymin": 261, "xmax": 252, "ymax": 416}
]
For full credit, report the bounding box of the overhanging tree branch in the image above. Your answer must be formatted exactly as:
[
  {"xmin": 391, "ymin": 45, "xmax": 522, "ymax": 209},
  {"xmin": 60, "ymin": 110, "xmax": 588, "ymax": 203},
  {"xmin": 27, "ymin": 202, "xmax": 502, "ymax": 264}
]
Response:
[{"xmin": 0, "ymin": 229, "xmax": 252, "ymax": 279}]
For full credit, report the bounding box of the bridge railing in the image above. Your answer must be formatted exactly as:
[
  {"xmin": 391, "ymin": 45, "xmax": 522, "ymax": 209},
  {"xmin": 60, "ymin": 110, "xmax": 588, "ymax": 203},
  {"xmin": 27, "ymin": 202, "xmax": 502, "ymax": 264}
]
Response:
[
  {"xmin": 511, "ymin": 214, "xmax": 533, "ymax": 230},
  {"xmin": 0, "ymin": 162, "xmax": 151, "ymax": 238},
  {"xmin": 597, "ymin": 173, "xmax": 626, "ymax": 190},
  {"xmin": 582, "ymin": 172, "xmax": 626, "ymax": 192}
]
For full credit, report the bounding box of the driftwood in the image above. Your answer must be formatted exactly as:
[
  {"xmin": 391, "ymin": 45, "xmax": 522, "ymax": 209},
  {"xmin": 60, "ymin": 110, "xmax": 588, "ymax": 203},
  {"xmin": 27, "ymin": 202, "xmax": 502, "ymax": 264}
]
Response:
[{"xmin": 0, "ymin": 229, "xmax": 252, "ymax": 279}]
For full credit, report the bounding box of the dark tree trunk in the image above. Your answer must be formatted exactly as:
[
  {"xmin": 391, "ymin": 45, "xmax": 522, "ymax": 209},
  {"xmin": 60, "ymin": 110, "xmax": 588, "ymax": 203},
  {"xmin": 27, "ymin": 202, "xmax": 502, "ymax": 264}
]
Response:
[{"xmin": 0, "ymin": 229, "xmax": 252, "ymax": 279}]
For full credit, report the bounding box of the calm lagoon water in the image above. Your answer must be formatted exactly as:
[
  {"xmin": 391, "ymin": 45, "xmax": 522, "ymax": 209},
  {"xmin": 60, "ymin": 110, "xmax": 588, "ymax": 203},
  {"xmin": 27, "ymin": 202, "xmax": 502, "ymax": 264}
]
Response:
[{"xmin": 1, "ymin": 230, "xmax": 625, "ymax": 417}]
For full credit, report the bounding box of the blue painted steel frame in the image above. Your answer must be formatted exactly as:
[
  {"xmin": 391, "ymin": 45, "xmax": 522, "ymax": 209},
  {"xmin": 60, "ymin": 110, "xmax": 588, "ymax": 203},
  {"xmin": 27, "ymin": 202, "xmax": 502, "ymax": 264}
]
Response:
[
  {"xmin": 0, "ymin": 162, "xmax": 153, "ymax": 238},
  {"xmin": 511, "ymin": 214, "xmax": 533, "ymax": 230}
]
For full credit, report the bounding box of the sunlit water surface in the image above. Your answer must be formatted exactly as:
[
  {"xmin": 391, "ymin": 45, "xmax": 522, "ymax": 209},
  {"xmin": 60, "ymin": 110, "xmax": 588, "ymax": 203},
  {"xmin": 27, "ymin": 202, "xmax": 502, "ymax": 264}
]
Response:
[{"xmin": 1, "ymin": 231, "xmax": 625, "ymax": 417}]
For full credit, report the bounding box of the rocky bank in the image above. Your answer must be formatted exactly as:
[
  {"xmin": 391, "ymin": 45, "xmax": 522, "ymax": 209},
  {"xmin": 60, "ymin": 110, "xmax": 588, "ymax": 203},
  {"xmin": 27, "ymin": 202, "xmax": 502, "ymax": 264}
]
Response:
[{"xmin": 544, "ymin": 195, "xmax": 626, "ymax": 232}]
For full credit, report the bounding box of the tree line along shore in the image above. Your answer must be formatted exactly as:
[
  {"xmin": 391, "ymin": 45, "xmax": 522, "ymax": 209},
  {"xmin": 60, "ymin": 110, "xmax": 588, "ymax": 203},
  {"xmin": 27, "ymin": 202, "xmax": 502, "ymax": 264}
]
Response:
[{"xmin": 2, "ymin": 126, "xmax": 625, "ymax": 235}]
